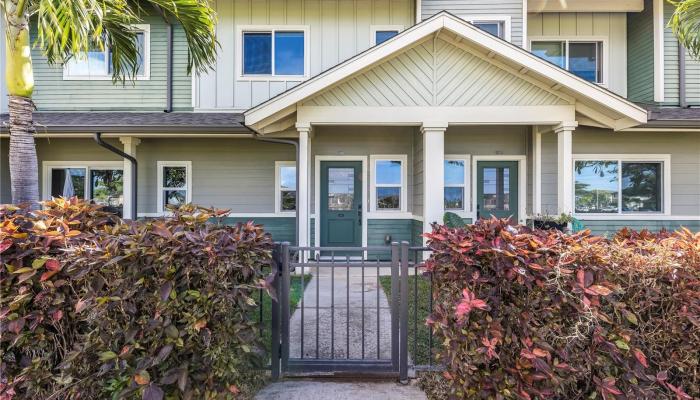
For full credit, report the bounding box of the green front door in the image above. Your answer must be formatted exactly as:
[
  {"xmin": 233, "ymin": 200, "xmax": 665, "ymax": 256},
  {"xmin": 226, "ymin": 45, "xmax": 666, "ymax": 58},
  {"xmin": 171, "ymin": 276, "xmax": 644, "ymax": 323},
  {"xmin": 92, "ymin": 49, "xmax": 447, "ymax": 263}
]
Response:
[
  {"xmin": 320, "ymin": 161, "xmax": 362, "ymax": 248},
  {"xmin": 476, "ymin": 161, "xmax": 518, "ymax": 222}
]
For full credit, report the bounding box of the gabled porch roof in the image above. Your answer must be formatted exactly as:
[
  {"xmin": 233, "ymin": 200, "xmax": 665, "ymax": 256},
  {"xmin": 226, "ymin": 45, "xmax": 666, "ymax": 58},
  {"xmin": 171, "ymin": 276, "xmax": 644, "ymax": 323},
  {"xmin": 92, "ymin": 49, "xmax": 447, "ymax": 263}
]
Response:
[{"xmin": 245, "ymin": 12, "xmax": 647, "ymax": 133}]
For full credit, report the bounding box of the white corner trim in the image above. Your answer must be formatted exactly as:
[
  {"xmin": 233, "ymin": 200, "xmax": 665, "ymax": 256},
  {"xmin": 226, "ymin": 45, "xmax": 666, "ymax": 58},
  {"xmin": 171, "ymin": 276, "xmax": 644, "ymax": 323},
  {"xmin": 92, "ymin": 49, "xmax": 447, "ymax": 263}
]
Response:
[
  {"xmin": 370, "ymin": 25, "xmax": 406, "ymax": 46},
  {"xmin": 653, "ymin": 0, "xmax": 665, "ymax": 102},
  {"xmin": 156, "ymin": 161, "xmax": 193, "ymax": 214},
  {"xmin": 416, "ymin": 0, "xmax": 422, "ymax": 23},
  {"xmin": 41, "ymin": 161, "xmax": 124, "ymax": 201},
  {"xmin": 234, "ymin": 25, "xmax": 311, "ymax": 82},
  {"xmin": 532, "ymin": 130, "xmax": 542, "ymax": 215},
  {"xmin": 471, "ymin": 155, "xmax": 527, "ymax": 225},
  {"xmin": 522, "ymin": 0, "xmax": 528, "ymax": 48},
  {"xmin": 572, "ymin": 154, "xmax": 672, "ymax": 216},
  {"xmin": 369, "ymin": 154, "xmax": 409, "ymax": 214},
  {"xmin": 274, "ymin": 161, "xmax": 296, "ymax": 215},
  {"xmin": 444, "ymin": 154, "xmax": 472, "ymax": 216}
]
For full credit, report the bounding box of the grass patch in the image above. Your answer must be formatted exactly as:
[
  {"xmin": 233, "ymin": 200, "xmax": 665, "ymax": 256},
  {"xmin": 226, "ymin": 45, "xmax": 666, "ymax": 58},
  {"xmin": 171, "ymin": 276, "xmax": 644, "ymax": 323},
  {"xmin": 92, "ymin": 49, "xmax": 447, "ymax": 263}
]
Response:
[{"xmin": 379, "ymin": 274, "xmax": 439, "ymax": 366}]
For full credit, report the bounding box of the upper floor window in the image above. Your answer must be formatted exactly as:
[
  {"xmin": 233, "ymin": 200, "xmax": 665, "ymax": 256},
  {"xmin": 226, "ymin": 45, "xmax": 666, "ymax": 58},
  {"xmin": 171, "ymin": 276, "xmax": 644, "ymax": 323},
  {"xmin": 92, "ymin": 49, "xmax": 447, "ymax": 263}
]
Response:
[
  {"xmin": 64, "ymin": 25, "xmax": 150, "ymax": 80},
  {"xmin": 370, "ymin": 25, "xmax": 403, "ymax": 46},
  {"xmin": 240, "ymin": 26, "xmax": 308, "ymax": 78},
  {"xmin": 531, "ymin": 40, "xmax": 603, "ymax": 84},
  {"xmin": 462, "ymin": 16, "xmax": 511, "ymax": 41}
]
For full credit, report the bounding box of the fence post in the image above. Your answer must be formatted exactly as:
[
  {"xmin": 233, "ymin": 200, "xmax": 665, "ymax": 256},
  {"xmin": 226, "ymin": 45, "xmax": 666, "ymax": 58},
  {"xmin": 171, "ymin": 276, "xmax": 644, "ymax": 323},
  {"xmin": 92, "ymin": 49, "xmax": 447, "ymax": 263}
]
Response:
[
  {"xmin": 399, "ymin": 241, "xmax": 410, "ymax": 383},
  {"xmin": 280, "ymin": 242, "xmax": 291, "ymax": 374},
  {"xmin": 390, "ymin": 242, "xmax": 400, "ymax": 372},
  {"xmin": 270, "ymin": 243, "xmax": 281, "ymax": 380}
]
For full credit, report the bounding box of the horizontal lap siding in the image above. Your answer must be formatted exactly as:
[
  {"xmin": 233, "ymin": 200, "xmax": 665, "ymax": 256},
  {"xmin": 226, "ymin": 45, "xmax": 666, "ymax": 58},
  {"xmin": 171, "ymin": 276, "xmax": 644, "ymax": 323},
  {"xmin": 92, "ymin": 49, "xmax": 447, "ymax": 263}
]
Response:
[
  {"xmin": 222, "ymin": 216, "xmax": 296, "ymax": 243},
  {"xmin": 31, "ymin": 16, "xmax": 192, "ymax": 111},
  {"xmin": 664, "ymin": 2, "xmax": 700, "ymax": 105},
  {"xmin": 581, "ymin": 220, "xmax": 700, "ymax": 237},
  {"xmin": 0, "ymin": 139, "xmax": 10, "ymax": 203},
  {"xmin": 367, "ymin": 218, "xmax": 419, "ymax": 259},
  {"xmin": 421, "ymin": 0, "xmax": 524, "ymax": 46},
  {"xmin": 196, "ymin": 0, "xmax": 414, "ymax": 110},
  {"xmin": 627, "ymin": 0, "xmax": 654, "ymax": 103}
]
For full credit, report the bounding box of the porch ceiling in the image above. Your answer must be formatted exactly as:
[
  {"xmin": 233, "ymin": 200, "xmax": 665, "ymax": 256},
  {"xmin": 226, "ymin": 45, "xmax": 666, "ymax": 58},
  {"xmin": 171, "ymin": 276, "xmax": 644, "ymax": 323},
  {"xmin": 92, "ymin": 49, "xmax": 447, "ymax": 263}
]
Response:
[{"xmin": 245, "ymin": 12, "xmax": 647, "ymax": 134}]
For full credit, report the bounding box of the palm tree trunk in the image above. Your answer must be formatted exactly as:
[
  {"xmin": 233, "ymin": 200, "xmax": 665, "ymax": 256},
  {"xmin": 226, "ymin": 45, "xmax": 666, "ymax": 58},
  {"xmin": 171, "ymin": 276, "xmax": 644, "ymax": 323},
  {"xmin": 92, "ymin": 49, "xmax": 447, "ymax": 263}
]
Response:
[{"xmin": 5, "ymin": 0, "xmax": 39, "ymax": 206}]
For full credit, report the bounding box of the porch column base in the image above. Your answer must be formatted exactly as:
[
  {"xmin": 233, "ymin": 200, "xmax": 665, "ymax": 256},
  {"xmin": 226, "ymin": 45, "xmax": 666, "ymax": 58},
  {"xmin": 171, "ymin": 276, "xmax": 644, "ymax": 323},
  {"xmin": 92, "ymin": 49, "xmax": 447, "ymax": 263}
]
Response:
[
  {"xmin": 119, "ymin": 137, "xmax": 141, "ymax": 219},
  {"xmin": 421, "ymin": 122, "xmax": 447, "ymax": 241},
  {"xmin": 555, "ymin": 122, "xmax": 577, "ymax": 216}
]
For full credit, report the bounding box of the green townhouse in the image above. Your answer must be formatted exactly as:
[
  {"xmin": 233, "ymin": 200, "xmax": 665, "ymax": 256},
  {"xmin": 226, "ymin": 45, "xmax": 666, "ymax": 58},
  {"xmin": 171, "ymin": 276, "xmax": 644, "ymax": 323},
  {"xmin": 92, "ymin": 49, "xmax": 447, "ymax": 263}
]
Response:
[{"xmin": 1, "ymin": 0, "xmax": 699, "ymax": 250}]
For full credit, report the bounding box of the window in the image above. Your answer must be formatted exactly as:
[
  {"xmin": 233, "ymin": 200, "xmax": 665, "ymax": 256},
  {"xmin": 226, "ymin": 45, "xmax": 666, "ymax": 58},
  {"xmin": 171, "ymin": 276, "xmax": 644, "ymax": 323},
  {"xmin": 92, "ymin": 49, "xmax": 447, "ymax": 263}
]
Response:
[
  {"xmin": 574, "ymin": 156, "xmax": 668, "ymax": 215},
  {"xmin": 371, "ymin": 155, "xmax": 407, "ymax": 212},
  {"xmin": 444, "ymin": 156, "xmax": 469, "ymax": 212},
  {"xmin": 531, "ymin": 40, "xmax": 603, "ymax": 83},
  {"xmin": 157, "ymin": 161, "xmax": 192, "ymax": 213},
  {"xmin": 461, "ymin": 16, "xmax": 511, "ymax": 41},
  {"xmin": 276, "ymin": 162, "xmax": 297, "ymax": 213},
  {"xmin": 370, "ymin": 25, "xmax": 404, "ymax": 46},
  {"xmin": 240, "ymin": 27, "xmax": 307, "ymax": 77},
  {"xmin": 45, "ymin": 163, "xmax": 124, "ymax": 216},
  {"xmin": 64, "ymin": 25, "xmax": 149, "ymax": 80}
]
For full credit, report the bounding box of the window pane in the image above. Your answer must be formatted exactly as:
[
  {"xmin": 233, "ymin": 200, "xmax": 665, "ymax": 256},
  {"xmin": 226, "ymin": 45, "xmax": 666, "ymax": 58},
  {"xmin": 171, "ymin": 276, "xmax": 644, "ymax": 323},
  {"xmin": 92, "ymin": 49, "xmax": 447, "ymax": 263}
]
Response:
[
  {"xmin": 243, "ymin": 32, "xmax": 272, "ymax": 74},
  {"xmin": 473, "ymin": 22, "xmax": 502, "ymax": 38},
  {"xmin": 68, "ymin": 51, "xmax": 107, "ymax": 76},
  {"xmin": 280, "ymin": 166, "xmax": 296, "ymax": 190},
  {"xmin": 51, "ymin": 168, "xmax": 86, "ymax": 199},
  {"xmin": 328, "ymin": 168, "xmax": 355, "ymax": 211},
  {"xmin": 531, "ymin": 41, "xmax": 566, "ymax": 68},
  {"xmin": 375, "ymin": 30, "xmax": 398, "ymax": 44},
  {"xmin": 164, "ymin": 190, "xmax": 187, "ymax": 207},
  {"xmin": 108, "ymin": 31, "xmax": 145, "ymax": 76},
  {"xmin": 91, "ymin": 169, "xmax": 124, "ymax": 216},
  {"xmin": 163, "ymin": 166, "xmax": 186, "ymax": 188},
  {"xmin": 575, "ymin": 161, "xmax": 619, "ymax": 213},
  {"xmin": 377, "ymin": 187, "xmax": 400, "ymax": 210},
  {"xmin": 445, "ymin": 187, "xmax": 464, "ymax": 210},
  {"xmin": 482, "ymin": 167, "xmax": 510, "ymax": 211},
  {"xmin": 281, "ymin": 190, "xmax": 296, "ymax": 211},
  {"xmin": 622, "ymin": 162, "xmax": 661, "ymax": 212},
  {"xmin": 274, "ymin": 31, "xmax": 304, "ymax": 75},
  {"xmin": 445, "ymin": 160, "xmax": 465, "ymax": 185},
  {"xmin": 569, "ymin": 42, "xmax": 601, "ymax": 83},
  {"xmin": 376, "ymin": 160, "xmax": 402, "ymax": 185}
]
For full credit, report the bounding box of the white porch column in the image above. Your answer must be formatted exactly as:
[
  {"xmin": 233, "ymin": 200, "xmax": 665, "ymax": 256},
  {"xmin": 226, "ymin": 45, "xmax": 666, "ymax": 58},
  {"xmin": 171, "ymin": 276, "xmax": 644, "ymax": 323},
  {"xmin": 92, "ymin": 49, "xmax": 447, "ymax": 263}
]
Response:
[
  {"xmin": 119, "ymin": 137, "xmax": 140, "ymax": 219},
  {"xmin": 532, "ymin": 127, "xmax": 542, "ymax": 215},
  {"xmin": 421, "ymin": 122, "xmax": 447, "ymax": 236},
  {"xmin": 296, "ymin": 123, "xmax": 311, "ymax": 249},
  {"xmin": 555, "ymin": 122, "xmax": 577, "ymax": 215}
]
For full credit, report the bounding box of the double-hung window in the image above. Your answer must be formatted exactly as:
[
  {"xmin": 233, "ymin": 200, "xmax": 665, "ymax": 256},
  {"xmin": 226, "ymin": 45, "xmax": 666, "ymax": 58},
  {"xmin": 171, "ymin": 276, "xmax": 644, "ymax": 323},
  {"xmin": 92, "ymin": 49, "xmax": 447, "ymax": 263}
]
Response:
[
  {"xmin": 241, "ymin": 27, "xmax": 307, "ymax": 77},
  {"xmin": 371, "ymin": 155, "xmax": 407, "ymax": 213},
  {"xmin": 64, "ymin": 25, "xmax": 150, "ymax": 80},
  {"xmin": 531, "ymin": 40, "xmax": 604, "ymax": 83},
  {"xmin": 44, "ymin": 162, "xmax": 124, "ymax": 216},
  {"xmin": 444, "ymin": 156, "xmax": 470, "ymax": 212},
  {"xmin": 574, "ymin": 156, "xmax": 669, "ymax": 215},
  {"xmin": 276, "ymin": 162, "xmax": 297, "ymax": 213},
  {"xmin": 157, "ymin": 161, "xmax": 192, "ymax": 213}
]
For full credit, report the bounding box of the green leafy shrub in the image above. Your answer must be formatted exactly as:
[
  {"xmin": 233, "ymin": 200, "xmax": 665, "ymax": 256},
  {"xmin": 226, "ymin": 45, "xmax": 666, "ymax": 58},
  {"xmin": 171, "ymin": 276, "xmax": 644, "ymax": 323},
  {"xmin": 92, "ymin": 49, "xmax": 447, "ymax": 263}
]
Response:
[
  {"xmin": 425, "ymin": 218, "xmax": 699, "ymax": 399},
  {"xmin": 0, "ymin": 198, "xmax": 273, "ymax": 399}
]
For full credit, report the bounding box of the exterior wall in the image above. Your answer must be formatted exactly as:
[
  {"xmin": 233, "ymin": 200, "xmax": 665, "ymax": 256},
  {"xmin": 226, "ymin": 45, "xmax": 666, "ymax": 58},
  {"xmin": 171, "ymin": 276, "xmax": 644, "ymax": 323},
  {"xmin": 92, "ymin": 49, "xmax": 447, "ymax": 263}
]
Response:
[
  {"xmin": 627, "ymin": 0, "xmax": 654, "ymax": 104},
  {"xmin": 527, "ymin": 12, "xmax": 628, "ymax": 97},
  {"xmin": 663, "ymin": 1, "xmax": 700, "ymax": 106},
  {"xmin": 421, "ymin": 0, "xmax": 525, "ymax": 46},
  {"xmin": 29, "ymin": 16, "xmax": 192, "ymax": 111},
  {"xmin": 0, "ymin": 16, "xmax": 7, "ymax": 114},
  {"xmin": 194, "ymin": 0, "xmax": 414, "ymax": 111},
  {"xmin": 222, "ymin": 216, "xmax": 296, "ymax": 243},
  {"xmin": 412, "ymin": 129, "xmax": 423, "ymax": 218},
  {"xmin": 0, "ymin": 139, "xmax": 10, "ymax": 203},
  {"xmin": 581, "ymin": 219, "xmax": 700, "ymax": 237}
]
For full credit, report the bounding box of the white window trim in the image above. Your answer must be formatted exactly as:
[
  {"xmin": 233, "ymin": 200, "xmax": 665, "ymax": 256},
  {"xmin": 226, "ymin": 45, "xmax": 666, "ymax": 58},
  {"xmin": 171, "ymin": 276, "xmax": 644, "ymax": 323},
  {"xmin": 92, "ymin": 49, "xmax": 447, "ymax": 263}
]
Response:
[
  {"xmin": 235, "ymin": 25, "xmax": 310, "ymax": 82},
  {"xmin": 63, "ymin": 24, "xmax": 151, "ymax": 81},
  {"xmin": 369, "ymin": 154, "xmax": 408, "ymax": 214},
  {"xmin": 460, "ymin": 15, "xmax": 512, "ymax": 42},
  {"xmin": 471, "ymin": 155, "xmax": 527, "ymax": 225},
  {"xmin": 369, "ymin": 25, "xmax": 405, "ymax": 46},
  {"xmin": 41, "ymin": 161, "xmax": 124, "ymax": 201},
  {"xmin": 528, "ymin": 36, "xmax": 608, "ymax": 86},
  {"xmin": 157, "ymin": 161, "xmax": 192, "ymax": 214},
  {"xmin": 572, "ymin": 154, "xmax": 672, "ymax": 217},
  {"xmin": 444, "ymin": 154, "xmax": 471, "ymax": 218},
  {"xmin": 275, "ymin": 161, "xmax": 296, "ymax": 215}
]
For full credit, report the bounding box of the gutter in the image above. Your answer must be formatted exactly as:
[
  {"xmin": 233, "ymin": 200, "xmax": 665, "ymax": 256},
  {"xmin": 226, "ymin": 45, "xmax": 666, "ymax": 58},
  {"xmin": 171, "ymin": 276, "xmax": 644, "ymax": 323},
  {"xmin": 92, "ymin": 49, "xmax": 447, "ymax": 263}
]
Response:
[
  {"xmin": 679, "ymin": 42, "xmax": 688, "ymax": 108},
  {"xmin": 94, "ymin": 133, "xmax": 137, "ymax": 220}
]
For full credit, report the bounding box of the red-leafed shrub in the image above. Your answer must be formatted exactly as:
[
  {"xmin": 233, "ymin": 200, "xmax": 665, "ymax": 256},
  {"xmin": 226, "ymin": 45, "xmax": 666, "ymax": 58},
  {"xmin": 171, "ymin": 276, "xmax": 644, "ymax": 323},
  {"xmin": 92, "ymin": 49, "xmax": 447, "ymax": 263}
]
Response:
[
  {"xmin": 0, "ymin": 198, "xmax": 273, "ymax": 399},
  {"xmin": 425, "ymin": 218, "xmax": 699, "ymax": 400}
]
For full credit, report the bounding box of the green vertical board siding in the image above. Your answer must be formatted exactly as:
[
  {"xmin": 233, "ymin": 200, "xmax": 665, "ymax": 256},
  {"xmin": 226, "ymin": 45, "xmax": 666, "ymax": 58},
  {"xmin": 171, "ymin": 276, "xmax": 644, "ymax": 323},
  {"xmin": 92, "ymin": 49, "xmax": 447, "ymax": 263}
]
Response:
[
  {"xmin": 627, "ymin": 0, "xmax": 655, "ymax": 103},
  {"xmin": 220, "ymin": 217, "xmax": 296, "ymax": 244},
  {"xmin": 30, "ymin": 16, "xmax": 192, "ymax": 111},
  {"xmin": 578, "ymin": 219, "xmax": 700, "ymax": 238}
]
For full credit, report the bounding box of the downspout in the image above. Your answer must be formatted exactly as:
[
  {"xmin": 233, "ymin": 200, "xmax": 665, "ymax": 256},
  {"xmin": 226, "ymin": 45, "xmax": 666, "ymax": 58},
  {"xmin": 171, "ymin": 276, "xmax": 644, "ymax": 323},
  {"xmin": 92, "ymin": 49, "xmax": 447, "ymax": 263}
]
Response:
[
  {"xmin": 679, "ymin": 42, "xmax": 688, "ymax": 108},
  {"xmin": 94, "ymin": 133, "xmax": 137, "ymax": 220},
  {"xmin": 153, "ymin": 6, "xmax": 174, "ymax": 112}
]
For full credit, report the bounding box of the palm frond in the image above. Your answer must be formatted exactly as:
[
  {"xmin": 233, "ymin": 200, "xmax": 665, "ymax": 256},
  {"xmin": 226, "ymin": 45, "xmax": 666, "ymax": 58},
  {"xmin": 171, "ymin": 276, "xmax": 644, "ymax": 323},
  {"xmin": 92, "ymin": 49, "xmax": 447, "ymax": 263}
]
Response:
[
  {"xmin": 144, "ymin": 0, "xmax": 218, "ymax": 74},
  {"xmin": 669, "ymin": 0, "xmax": 700, "ymax": 59}
]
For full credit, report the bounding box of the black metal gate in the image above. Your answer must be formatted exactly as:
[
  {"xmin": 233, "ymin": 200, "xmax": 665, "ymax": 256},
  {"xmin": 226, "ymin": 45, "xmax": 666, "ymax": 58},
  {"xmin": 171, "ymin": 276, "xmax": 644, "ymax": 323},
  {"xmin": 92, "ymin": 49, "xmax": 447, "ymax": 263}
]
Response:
[{"xmin": 269, "ymin": 242, "xmax": 411, "ymax": 380}]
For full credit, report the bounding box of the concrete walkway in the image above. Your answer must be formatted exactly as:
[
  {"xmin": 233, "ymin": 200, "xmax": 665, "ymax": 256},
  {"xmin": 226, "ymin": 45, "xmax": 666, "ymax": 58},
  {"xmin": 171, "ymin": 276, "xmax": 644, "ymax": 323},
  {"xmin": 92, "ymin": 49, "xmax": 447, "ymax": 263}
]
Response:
[{"xmin": 254, "ymin": 380, "xmax": 427, "ymax": 400}]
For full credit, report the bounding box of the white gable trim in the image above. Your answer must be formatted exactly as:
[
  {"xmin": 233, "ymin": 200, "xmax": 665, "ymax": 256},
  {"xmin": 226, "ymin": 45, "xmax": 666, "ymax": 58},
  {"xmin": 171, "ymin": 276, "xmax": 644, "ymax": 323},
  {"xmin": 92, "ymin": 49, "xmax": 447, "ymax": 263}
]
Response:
[{"xmin": 245, "ymin": 12, "xmax": 647, "ymax": 128}]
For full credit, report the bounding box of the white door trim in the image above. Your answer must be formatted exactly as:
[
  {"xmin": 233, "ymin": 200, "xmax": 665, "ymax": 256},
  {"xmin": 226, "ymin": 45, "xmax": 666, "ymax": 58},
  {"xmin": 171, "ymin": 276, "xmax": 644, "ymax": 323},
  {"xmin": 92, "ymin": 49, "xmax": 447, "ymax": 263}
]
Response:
[
  {"xmin": 472, "ymin": 155, "xmax": 528, "ymax": 225},
  {"xmin": 314, "ymin": 155, "xmax": 368, "ymax": 251}
]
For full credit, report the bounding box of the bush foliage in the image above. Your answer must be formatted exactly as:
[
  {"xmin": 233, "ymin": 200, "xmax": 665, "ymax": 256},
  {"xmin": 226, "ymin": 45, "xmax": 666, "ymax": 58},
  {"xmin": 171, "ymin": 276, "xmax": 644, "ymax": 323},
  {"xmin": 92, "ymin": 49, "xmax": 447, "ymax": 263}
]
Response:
[
  {"xmin": 425, "ymin": 218, "xmax": 699, "ymax": 400},
  {"xmin": 0, "ymin": 198, "xmax": 273, "ymax": 400}
]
